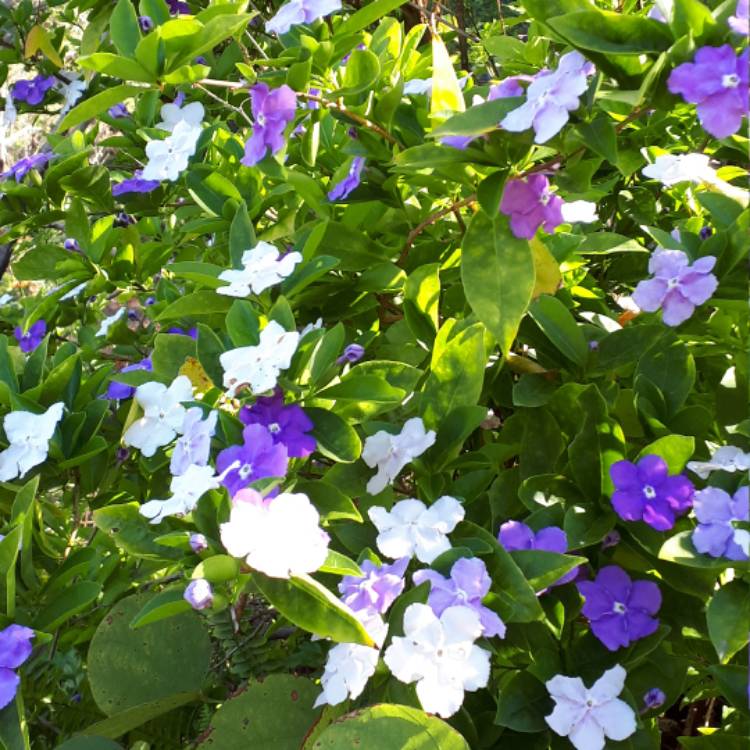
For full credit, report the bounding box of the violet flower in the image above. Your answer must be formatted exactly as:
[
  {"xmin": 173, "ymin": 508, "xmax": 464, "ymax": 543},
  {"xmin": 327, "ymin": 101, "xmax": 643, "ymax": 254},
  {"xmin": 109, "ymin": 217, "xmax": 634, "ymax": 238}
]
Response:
[
  {"xmin": 632, "ymin": 250, "xmax": 718, "ymax": 326},
  {"xmin": 171, "ymin": 407, "xmax": 217, "ymax": 476},
  {"xmin": 336, "ymin": 343, "xmax": 365, "ymax": 365},
  {"xmin": 112, "ymin": 171, "xmax": 160, "ymax": 196},
  {"xmin": 729, "ymin": 0, "xmax": 749, "ymax": 34},
  {"xmin": 578, "ymin": 565, "xmax": 661, "ymax": 652},
  {"xmin": 692, "ymin": 486, "xmax": 749, "ymax": 561},
  {"xmin": 14, "ymin": 320, "xmax": 46, "ymax": 353},
  {"xmin": 138, "ymin": 15, "xmax": 154, "ymax": 31},
  {"xmin": 241, "ymin": 83, "xmax": 297, "ymax": 167},
  {"xmin": 413, "ymin": 556, "xmax": 506, "ymax": 637},
  {"xmin": 167, "ymin": 326, "xmax": 198, "ymax": 339},
  {"xmin": 610, "ymin": 455, "xmax": 694, "ymax": 531},
  {"xmin": 328, "ymin": 157, "xmax": 365, "ymax": 201},
  {"xmin": 0, "ymin": 624, "xmax": 34, "ymax": 710},
  {"xmin": 1, "ymin": 153, "xmax": 52, "ymax": 182},
  {"xmin": 642, "ymin": 688, "xmax": 666, "ymax": 712},
  {"xmin": 64, "ymin": 238, "xmax": 80, "ymax": 252},
  {"xmin": 239, "ymin": 390, "xmax": 316, "ymax": 459},
  {"xmin": 440, "ymin": 135, "xmax": 474, "ymax": 150},
  {"xmin": 500, "ymin": 175, "xmax": 564, "ymax": 239},
  {"xmin": 189, "ymin": 533, "xmax": 208, "ymax": 553},
  {"xmin": 307, "ymin": 87, "xmax": 320, "ymax": 109},
  {"xmin": 338, "ymin": 557, "xmax": 409, "ymax": 616},
  {"xmin": 11, "ymin": 76, "xmax": 56, "ymax": 106},
  {"xmin": 184, "ymin": 579, "xmax": 213, "ymax": 610},
  {"xmin": 498, "ymin": 520, "xmax": 578, "ymax": 587},
  {"xmin": 215, "ymin": 423, "xmax": 289, "ymax": 497},
  {"xmin": 106, "ymin": 357, "xmax": 153, "ymax": 400},
  {"xmin": 668, "ymin": 46, "xmax": 749, "ymax": 139},
  {"xmin": 167, "ymin": 0, "xmax": 191, "ymax": 13},
  {"xmin": 266, "ymin": 0, "xmax": 342, "ymax": 35},
  {"xmin": 108, "ymin": 103, "xmax": 129, "ymax": 118}
]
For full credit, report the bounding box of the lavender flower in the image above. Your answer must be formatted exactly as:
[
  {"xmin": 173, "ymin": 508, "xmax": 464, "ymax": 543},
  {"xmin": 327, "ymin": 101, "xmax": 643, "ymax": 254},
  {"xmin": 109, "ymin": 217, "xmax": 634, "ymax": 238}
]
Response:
[
  {"xmin": 266, "ymin": 0, "xmax": 342, "ymax": 35},
  {"xmin": 602, "ymin": 530, "xmax": 621, "ymax": 549},
  {"xmin": 239, "ymin": 390, "xmax": 316, "ymax": 458},
  {"xmin": 692, "ymin": 486, "xmax": 749, "ymax": 561},
  {"xmin": 668, "ymin": 46, "xmax": 749, "ymax": 139},
  {"xmin": 413, "ymin": 557, "xmax": 506, "ymax": 637},
  {"xmin": 215, "ymin": 423, "xmax": 289, "ymax": 497},
  {"xmin": 106, "ymin": 357, "xmax": 153, "ymax": 400},
  {"xmin": 241, "ymin": 84, "xmax": 297, "ymax": 167},
  {"xmin": 488, "ymin": 76, "xmax": 524, "ymax": 100},
  {"xmin": 328, "ymin": 157, "xmax": 365, "ymax": 201},
  {"xmin": 0, "ymin": 624, "xmax": 34, "ymax": 710},
  {"xmin": 189, "ymin": 533, "xmax": 208, "ymax": 553},
  {"xmin": 307, "ymin": 87, "xmax": 320, "ymax": 109},
  {"xmin": 167, "ymin": 326, "xmax": 198, "ymax": 339},
  {"xmin": 440, "ymin": 135, "xmax": 474, "ymax": 150},
  {"xmin": 11, "ymin": 76, "xmax": 56, "ymax": 106},
  {"xmin": 578, "ymin": 566, "xmax": 661, "ymax": 652},
  {"xmin": 138, "ymin": 15, "xmax": 154, "ymax": 32},
  {"xmin": 729, "ymin": 0, "xmax": 749, "ymax": 35},
  {"xmin": 498, "ymin": 520, "xmax": 579, "ymax": 587},
  {"xmin": 632, "ymin": 250, "xmax": 718, "ymax": 327},
  {"xmin": 171, "ymin": 408, "xmax": 217, "ymax": 476},
  {"xmin": 1, "ymin": 153, "xmax": 52, "ymax": 182},
  {"xmin": 184, "ymin": 579, "xmax": 213, "ymax": 610},
  {"xmin": 642, "ymin": 687, "xmax": 666, "ymax": 712},
  {"xmin": 14, "ymin": 320, "xmax": 46, "ymax": 353},
  {"xmin": 63, "ymin": 238, "xmax": 80, "ymax": 252},
  {"xmin": 167, "ymin": 0, "xmax": 191, "ymax": 13},
  {"xmin": 338, "ymin": 557, "xmax": 409, "ymax": 616},
  {"xmin": 112, "ymin": 171, "xmax": 160, "ymax": 196},
  {"xmin": 336, "ymin": 343, "xmax": 365, "ymax": 365},
  {"xmin": 500, "ymin": 175, "xmax": 564, "ymax": 239},
  {"xmin": 108, "ymin": 103, "xmax": 129, "ymax": 118}
]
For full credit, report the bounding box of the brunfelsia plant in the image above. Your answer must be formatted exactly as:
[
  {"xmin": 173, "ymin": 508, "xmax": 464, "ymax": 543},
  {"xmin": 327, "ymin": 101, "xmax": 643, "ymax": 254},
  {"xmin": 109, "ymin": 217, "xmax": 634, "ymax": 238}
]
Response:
[{"xmin": 0, "ymin": 0, "xmax": 747, "ymax": 747}]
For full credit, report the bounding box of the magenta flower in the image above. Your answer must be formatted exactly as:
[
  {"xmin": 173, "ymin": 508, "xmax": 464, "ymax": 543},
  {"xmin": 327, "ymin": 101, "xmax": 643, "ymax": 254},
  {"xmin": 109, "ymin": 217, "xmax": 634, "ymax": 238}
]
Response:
[
  {"xmin": 668, "ymin": 46, "xmax": 749, "ymax": 139},
  {"xmin": 328, "ymin": 157, "xmax": 365, "ymax": 201},
  {"xmin": 632, "ymin": 250, "xmax": 718, "ymax": 326},
  {"xmin": 610, "ymin": 455, "xmax": 694, "ymax": 531},
  {"xmin": 692, "ymin": 486, "xmax": 749, "ymax": 561},
  {"xmin": 14, "ymin": 320, "xmax": 46, "ymax": 353},
  {"xmin": 0, "ymin": 624, "xmax": 34, "ymax": 710},
  {"xmin": 500, "ymin": 175, "xmax": 564, "ymax": 239},
  {"xmin": 578, "ymin": 566, "xmax": 661, "ymax": 652},
  {"xmin": 498, "ymin": 521, "xmax": 578, "ymax": 587},
  {"xmin": 412, "ymin": 557, "xmax": 506, "ymax": 637},
  {"xmin": 216, "ymin": 423, "xmax": 289, "ymax": 497},
  {"xmin": 113, "ymin": 171, "xmax": 160, "ymax": 196},
  {"xmin": 729, "ymin": 0, "xmax": 749, "ymax": 34},
  {"xmin": 11, "ymin": 75, "xmax": 56, "ymax": 105},
  {"xmin": 338, "ymin": 557, "xmax": 408, "ymax": 616},
  {"xmin": 336, "ymin": 343, "xmax": 365, "ymax": 365},
  {"xmin": 241, "ymin": 84, "xmax": 297, "ymax": 167},
  {"xmin": 106, "ymin": 357, "xmax": 153, "ymax": 400},
  {"xmin": 1, "ymin": 153, "xmax": 52, "ymax": 182},
  {"xmin": 239, "ymin": 390, "xmax": 316, "ymax": 458}
]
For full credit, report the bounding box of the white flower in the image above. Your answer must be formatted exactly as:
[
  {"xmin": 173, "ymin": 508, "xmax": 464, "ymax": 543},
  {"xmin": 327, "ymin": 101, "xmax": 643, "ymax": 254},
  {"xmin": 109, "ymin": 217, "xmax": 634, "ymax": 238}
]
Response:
[
  {"xmin": 384, "ymin": 603, "xmax": 490, "ymax": 718},
  {"xmin": 300, "ymin": 317, "xmax": 323, "ymax": 339},
  {"xmin": 0, "ymin": 402, "xmax": 64, "ymax": 481},
  {"xmin": 141, "ymin": 120, "xmax": 202, "ymax": 182},
  {"xmin": 96, "ymin": 308, "xmax": 125, "ymax": 337},
  {"xmin": 60, "ymin": 282, "xmax": 87, "ymax": 301},
  {"xmin": 156, "ymin": 100, "xmax": 205, "ymax": 132},
  {"xmin": 561, "ymin": 200, "xmax": 598, "ymax": 224},
  {"xmin": 57, "ymin": 75, "xmax": 86, "ymax": 115},
  {"xmin": 545, "ymin": 665, "xmax": 637, "ymax": 750},
  {"xmin": 687, "ymin": 445, "xmax": 750, "ymax": 480},
  {"xmin": 642, "ymin": 153, "xmax": 719, "ymax": 187},
  {"xmin": 219, "ymin": 320, "xmax": 300, "ymax": 397},
  {"xmin": 0, "ymin": 293, "xmax": 13, "ymax": 306},
  {"xmin": 368, "ymin": 495, "xmax": 464, "ymax": 564},
  {"xmin": 314, "ymin": 614, "xmax": 387, "ymax": 708},
  {"xmin": 220, "ymin": 490, "xmax": 329, "ymax": 578},
  {"xmin": 217, "ymin": 242, "xmax": 302, "ymax": 297},
  {"xmin": 362, "ymin": 417, "xmax": 436, "ymax": 495},
  {"xmin": 123, "ymin": 376, "xmax": 193, "ymax": 457},
  {"xmin": 140, "ymin": 463, "xmax": 220, "ymax": 523}
]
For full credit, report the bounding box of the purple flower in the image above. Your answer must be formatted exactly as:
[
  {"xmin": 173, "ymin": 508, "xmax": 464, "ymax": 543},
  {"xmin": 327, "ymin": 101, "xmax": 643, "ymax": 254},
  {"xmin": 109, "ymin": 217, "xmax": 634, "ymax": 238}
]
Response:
[
  {"xmin": 498, "ymin": 521, "xmax": 578, "ymax": 587},
  {"xmin": 642, "ymin": 687, "xmax": 666, "ymax": 712},
  {"xmin": 602, "ymin": 530, "xmax": 621, "ymax": 549},
  {"xmin": 578, "ymin": 565, "xmax": 661, "ymax": 652},
  {"xmin": 113, "ymin": 171, "xmax": 160, "ymax": 196},
  {"xmin": 692, "ymin": 486, "xmax": 749, "ymax": 561},
  {"xmin": 488, "ymin": 76, "xmax": 525, "ymax": 100},
  {"xmin": 338, "ymin": 557, "xmax": 408, "ymax": 616},
  {"xmin": 184, "ymin": 579, "xmax": 213, "ymax": 610},
  {"xmin": 1, "ymin": 153, "xmax": 52, "ymax": 182},
  {"xmin": 167, "ymin": 326, "xmax": 198, "ymax": 339},
  {"xmin": 699, "ymin": 226, "xmax": 713, "ymax": 240},
  {"xmin": 0, "ymin": 624, "xmax": 34, "ymax": 710},
  {"xmin": 241, "ymin": 83, "xmax": 297, "ymax": 167},
  {"xmin": 610, "ymin": 455, "xmax": 694, "ymax": 531},
  {"xmin": 328, "ymin": 157, "xmax": 365, "ymax": 201},
  {"xmin": 11, "ymin": 75, "xmax": 56, "ymax": 105},
  {"xmin": 307, "ymin": 87, "xmax": 320, "ymax": 109},
  {"xmin": 167, "ymin": 0, "xmax": 191, "ymax": 13},
  {"xmin": 632, "ymin": 250, "xmax": 718, "ymax": 326},
  {"xmin": 106, "ymin": 357, "xmax": 152, "ymax": 400},
  {"xmin": 114, "ymin": 212, "xmax": 134, "ymax": 228},
  {"xmin": 266, "ymin": 0, "xmax": 343, "ymax": 35},
  {"xmin": 239, "ymin": 391, "xmax": 315, "ymax": 459},
  {"xmin": 171, "ymin": 408, "xmax": 217, "ymax": 476},
  {"xmin": 189, "ymin": 533, "xmax": 208, "ymax": 553},
  {"xmin": 194, "ymin": 56, "xmax": 208, "ymax": 65},
  {"xmin": 336, "ymin": 343, "xmax": 365, "ymax": 365},
  {"xmin": 216, "ymin": 423, "xmax": 289, "ymax": 497},
  {"xmin": 138, "ymin": 15, "xmax": 154, "ymax": 31},
  {"xmin": 64, "ymin": 238, "xmax": 80, "ymax": 252},
  {"xmin": 729, "ymin": 0, "xmax": 749, "ymax": 35},
  {"xmin": 668, "ymin": 46, "xmax": 749, "ymax": 139},
  {"xmin": 14, "ymin": 320, "xmax": 46, "ymax": 353},
  {"xmin": 500, "ymin": 175, "xmax": 564, "ymax": 240},
  {"xmin": 440, "ymin": 135, "xmax": 474, "ymax": 150},
  {"xmin": 413, "ymin": 557, "xmax": 506, "ymax": 637},
  {"xmin": 108, "ymin": 103, "xmax": 129, "ymax": 118}
]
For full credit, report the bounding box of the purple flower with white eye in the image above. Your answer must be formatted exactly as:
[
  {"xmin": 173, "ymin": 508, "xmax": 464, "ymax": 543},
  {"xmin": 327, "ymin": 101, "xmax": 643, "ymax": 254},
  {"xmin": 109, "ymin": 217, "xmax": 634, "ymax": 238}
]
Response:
[
  {"xmin": 241, "ymin": 83, "xmax": 297, "ymax": 167},
  {"xmin": 610, "ymin": 455, "xmax": 694, "ymax": 531},
  {"xmin": 171, "ymin": 407, "xmax": 218, "ymax": 476},
  {"xmin": 498, "ymin": 521, "xmax": 578, "ymax": 587},
  {"xmin": 106, "ymin": 356, "xmax": 153, "ymax": 400},
  {"xmin": 0, "ymin": 624, "xmax": 34, "ymax": 710},
  {"xmin": 413, "ymin": 557, "xmax": 506, "ymax": 638},
  {"xmin": 500, "ymin": 175, "xmax": 564, "ymax": 239},
  {"xmin": 668, "ymin": 46, "xmax": 749, "ymax": 139},
  {"xmin": 692, "ymin": 486, "xmax": 749, "ymax": 561},
  {"xmin": 239, "ymin": 390, "xmax": 316, "ymax": 459},
  {"xmin": 328, "ymin": 157, "xmax": 365, "ymax": 201},
  {"xmin": 108, "ymin": 103, "xmax": 129, "ymax": 118},
  {"xmin": 184, "ymin": 579, "xmax": 213, "ymax": 610},
  {"xmin": 578, "ymin": 565, "xmax": 661, "ymax": 652},
  {"xmin": 642, "ymin": 687, "xmax": 666, "ymax": 712},
  {"xmin": 112, "ymin": 171, "xmax": 160, "ymax": 196},
  {"xmin": 336, "ymin": 343, "xmax": 365, "ymax": 365},
  {"xmin": 338, "ymin": 557, "xmax": 409, "ymax": 616},
  {"xmin": 11, "ymin": 76, "xmax": 56, "ymax": 106},
  {"xmin": 189, "ymin": 533, "xmax": 208, "ymax": 553},
  {"xmin": 632, "ymin": 250, "xmax": 718, "ymax": 327},
  {"xmin": 1, "ymin": 153, "xmax": 52, "ymax": 182},
  {"xmin": 729, "ymin": 0, "xmax": 749, "ymax": 34},
  {"xmin": 14, "ymin": 320, "xmax": 46, "ymax": 353},
  {"xmin": 216, "ymin": 423, "xmax": 289, "ymax": 497},
  {"xmin": 266, "ymin": 0, "xmax": 342, "ymax": 34}
]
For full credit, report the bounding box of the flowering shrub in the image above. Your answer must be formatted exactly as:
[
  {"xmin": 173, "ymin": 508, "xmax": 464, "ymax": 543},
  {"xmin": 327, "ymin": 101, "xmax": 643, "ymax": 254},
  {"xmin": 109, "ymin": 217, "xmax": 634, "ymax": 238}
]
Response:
[{"xmin": 0, "ymin": 0, "xmax": 748, "ymax": 748}]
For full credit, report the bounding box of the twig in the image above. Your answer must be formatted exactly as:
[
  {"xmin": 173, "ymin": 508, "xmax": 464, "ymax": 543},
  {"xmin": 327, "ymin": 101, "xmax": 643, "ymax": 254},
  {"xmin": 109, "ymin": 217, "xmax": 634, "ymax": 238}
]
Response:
[{"xmin": 193, "ymin": 83, "xmax": 253, "ymax": 126}]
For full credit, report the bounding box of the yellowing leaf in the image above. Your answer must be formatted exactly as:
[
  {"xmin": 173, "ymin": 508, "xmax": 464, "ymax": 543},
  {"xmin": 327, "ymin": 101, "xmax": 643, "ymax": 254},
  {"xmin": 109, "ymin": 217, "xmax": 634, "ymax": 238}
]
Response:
[
  {"xmin": 530, "ymin": 237, "xmax": 562, "ymax": 298},
  {"xmin": 430, "ymin": 34, "xmax": 465, "ymax": 125},
  {"xmin": 179, "ymin": 356, "xmax": 215, "ymax": 392},
  {"xmin": 25, "ymin": 25, "xmax": 63, "ymax": 67}
]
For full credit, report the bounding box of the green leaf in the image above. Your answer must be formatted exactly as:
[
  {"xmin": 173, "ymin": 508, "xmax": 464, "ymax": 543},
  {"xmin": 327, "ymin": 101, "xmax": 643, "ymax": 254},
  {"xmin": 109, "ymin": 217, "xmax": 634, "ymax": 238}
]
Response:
[
  {"xmin": 34, "ymin": 581, "xmax": 101, "ymax": 631},
  {"xmin": 636, "ymin": 435, "xmax": 694, "ymax": 473},
  {"xmin": 335, "ymin": 49, "xmax": 381, "ymax": 96},
  {"xmin": 60, "ymin": 84, "xmax": 145, "ymax": 130},
  {"xmin": 336, "ymin": 0, "xmax": 409, "ymax": 36},
  {"xmin": 494, "ymin": 670, "xmax": 551, "ymax": 732},
  {"xmin": 225, "ymin": 299, "xmax": 260, "ymax": 347},
  {"xmin": 172, "ymin": 13, "xmax": 251, "ymax": 68},
  {"xmin": 432, "ymin": 97, "xmax": 522, "ymax": 138},
  {"xmin": 294, "ymin": 480, "xmax": 362, "ymax": 524},
  {"xmin": 593, "ymin": 325, "xmax": 665, "ymax": 371},
  {"xmin": 707, "ymin": 580, "xmax": 750, "ymax": 663},
  {"xmin": 156, "ymin": 291, "xmax": 233, "ymax": 320},
  {"xmin": 56, "ymin": 737, "xmax": 123, "ymax": 749},
  {"xmin": 306, "ymin": 407, "xmax": 361, "ymax": 463},
  {"xmin": 528, "ymin": 294, "xmax": 589, "ymax": 367},
  {"xmin": 129, "ymin": 588, "xmax": 191, "ymax": 629},
  {"xmin": 635, "ymin": 335, "xmax": 695, "ymax": 417},
  {"xmin": 430, "ymin": 34, "xmax": 464, "ymax": 124},
  {"xmin": 658, "ymin": 531, "xmax": 731, "ymax": 569},
  {"xmin": 110, "ymin": 0, "xmax": 142, "ymax": 57},
  {"xmin": 461, "ymin": 212, "xmax": 535, "ymax": 357},
  {"xmin": 78, "ymin": 53, "xmax": 156, "ymax": 82},
  {"xmin": 252, "ymin": 572, "xmax": 375, "ymax": 646},
  {"xmin": 316, "ymin": 375, "xmax": 405, "ymax": 403},
  {"xmin": 192, "ymin": 554, "xmax": 240, "ymax": 583},
  {"xmin": 577, "ymin": 115, "xmax": 618, "ymax": 164},
  {"xmin": 510, "ymin": 550, "xmax": 586, "ymax": 592},
  {"xmin": 319, "ymin": 549, "xmax": 362, "ymax": 577},
  {"xmin": 229, "ymin": 200, "xmax": 256, "ymax": 267}
]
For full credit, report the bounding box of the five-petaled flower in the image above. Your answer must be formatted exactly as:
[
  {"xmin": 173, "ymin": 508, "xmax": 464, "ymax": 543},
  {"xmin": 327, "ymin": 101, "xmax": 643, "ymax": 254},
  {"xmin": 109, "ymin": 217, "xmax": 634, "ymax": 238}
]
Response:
[
  {"xmin": 338, "ymin": 557, "xmax": 409, "ymax": 617},
  {"xmin": 217, "ymin": 241, "xmax": 302, "ymax": 297},
  {"xmin": 692, "ymin": 486, "xmax": 749, "ymax": 561},
  {"xmin": 0, "ymin": 624, "xmax": 35, "ymax": 710},
  {"xmin": 0, "ymin": 403, "xmax": 64, "ymax": 481},
  {"xmin": 266, "ymin": 0, "xmax": 342, "ymax": 34},
  {"xmin": 142, "ymin": 119, "xmax": 202, "ymax": 182},
  {"xmin": 170, "ymin": 407, "xmax": 217, "ymax": 476},
  {"xmin": 14, "ymin": 320, "xmax": 46, "ymax": 353},
  {"xmin": 140, "ymin": 463, "xmax": 221, "ymax": 523},
  {"xmin": 11, "ymin": 75, "xmax": 56, "ymax": 106},
  {"xmin": 241, "ymin": 84, "xmax": 297, "ymax": 167},
  {"xmin": 500, "ymin": 175, "xmax": 564, "ymax": 240}
]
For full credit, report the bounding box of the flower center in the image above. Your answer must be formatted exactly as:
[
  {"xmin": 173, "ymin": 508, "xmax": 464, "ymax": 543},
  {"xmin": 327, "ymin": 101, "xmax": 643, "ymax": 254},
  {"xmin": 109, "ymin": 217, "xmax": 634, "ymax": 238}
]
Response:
[
  {"xmin": 586, "ymin": 699, "xmax": 594, "ymax": 707},
  {"xmin": 268, "ymin": 422, "xmax": 281, "ymax": 434},
  {"xmin": 539, "ymin": 191, "xmax": 551, "ymax": 206},
  {"xmin": 643, "ymin": 484, "xmax": 657, "ymax": 499},
  {"xmin": 722, "ymin": 73, "xmax": 740, "ymax": 89},
  {"xmin": 613, "ymin": 601, "xmax": 627, "ymax": 614},
  {"xmin": 238, "ymin": 463, "xmax": 254, "ymax": 480},
  {"xmin": 158, "ymin": 410, "xmax": 166, "ymax": 420},
  {"xmin": 436, "ymin": 648, "xmax": 444, "ymax": 657},
  {"xmin": 257, "ymin": 113, "xmax": 266, "ymax": 126},
  {"xmin": 666, "ymin": 276, "xmax": 680, "ymax": 289}
]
